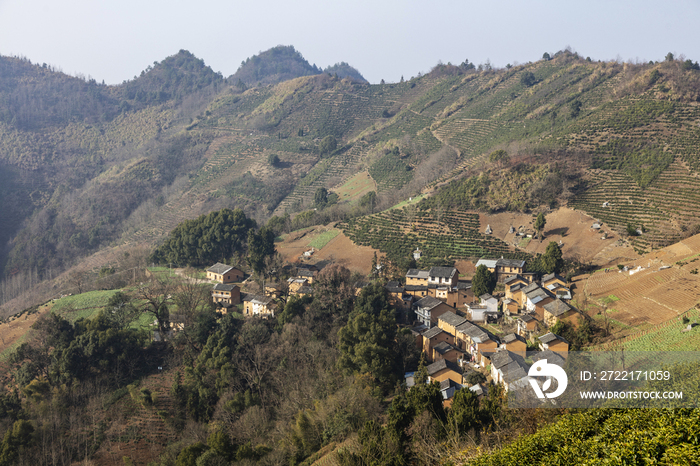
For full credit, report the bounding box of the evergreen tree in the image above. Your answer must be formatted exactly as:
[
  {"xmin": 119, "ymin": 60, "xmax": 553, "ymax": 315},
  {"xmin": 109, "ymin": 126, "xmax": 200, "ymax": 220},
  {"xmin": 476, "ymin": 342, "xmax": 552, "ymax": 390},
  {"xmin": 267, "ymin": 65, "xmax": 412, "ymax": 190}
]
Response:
[{"xmin": 472, "ymin": 265, "xmax": 495, "ymax": 298}]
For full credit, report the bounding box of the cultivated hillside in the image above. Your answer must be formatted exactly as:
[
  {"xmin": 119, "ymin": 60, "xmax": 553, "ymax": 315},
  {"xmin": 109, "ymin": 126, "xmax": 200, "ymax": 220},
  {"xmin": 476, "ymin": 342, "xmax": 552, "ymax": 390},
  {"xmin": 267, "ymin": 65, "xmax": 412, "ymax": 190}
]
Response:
[{"xmin": 3, "ymin": 47, "xmax": 700, "ymax": 306}]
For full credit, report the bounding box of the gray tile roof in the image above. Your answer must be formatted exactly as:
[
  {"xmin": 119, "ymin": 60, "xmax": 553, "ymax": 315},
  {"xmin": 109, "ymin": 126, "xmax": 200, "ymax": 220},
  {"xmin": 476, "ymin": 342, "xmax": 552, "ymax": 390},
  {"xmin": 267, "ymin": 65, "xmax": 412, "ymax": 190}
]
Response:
[
  {"xmin": 415, "ymin": 296, "xmax": 443, "ymax": 310},
  {"xmin": 427, "ymin": 359, "xmax": 463, "ymax": 376},
  {"xmin": 429, "ymin": 266, "xmax": 457, "ymax": 279},
  {"xmin": 543, "ymin": 299, "xmax": 572, "ymax": 317},
  {"xmin": 542, "ymin": 273, "xmax": 565, "ymax": 284},
  {"xmin": 438, "ymin": 312, "xmax": 467, "ymax": 328},
  {"xmin": 433, "ymin": 341, "xmax": 455, "ymax": 355},
  {"xmin": 422, "ymin": 327, "xmax": 444, "ymax": 339},
  {"xmin": 455, "ymin": 321, "xmax": 490, "ymax": 343},
  {"xmin": 213, "ymin": 283, "xmax": 237, "ymax": 291},
  {"xmin": 539, "ymin": 332, "xmax": 567, "ymax": 345},
  {"xmin": 404, "ymin": 285, "xmax": 428, "ymax": 292},
  {"xmin": 496, "ymin": 258, "xmax": 526, "ymax": 268},
  {"xmin": 207, "ymin": 262, "xmax": 234, "ymax": 274},
  {"xmin": 406, "ymin": 269, "xmax": 430, "ymax": 279}
]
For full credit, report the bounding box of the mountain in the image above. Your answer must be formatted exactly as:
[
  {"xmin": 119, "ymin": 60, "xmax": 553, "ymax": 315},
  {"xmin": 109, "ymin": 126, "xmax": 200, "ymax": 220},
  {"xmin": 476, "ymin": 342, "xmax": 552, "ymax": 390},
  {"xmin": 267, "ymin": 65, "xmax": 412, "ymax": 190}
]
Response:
[
  {"xmin": 3, "ymin": 47, "xmax": 700, "ymax": 307},
  {"xmin": 230, "ymin": 45, "xmax": 321, "ymax": 86},
  {"xmin": 323, "ymin": 62, "xmax": 368, "ymax": 83}
]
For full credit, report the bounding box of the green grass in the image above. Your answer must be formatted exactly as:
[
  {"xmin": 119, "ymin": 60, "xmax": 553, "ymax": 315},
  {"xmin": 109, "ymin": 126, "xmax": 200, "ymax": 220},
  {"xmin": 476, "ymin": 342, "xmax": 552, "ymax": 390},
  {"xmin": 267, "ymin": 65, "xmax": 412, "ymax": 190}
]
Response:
[
  {"xmin": 308, "ymin": 229, "xmax": 340, "ymax": 249},
  {"xmin": 51, "ymin": 290, "xmax": 121, "ymax": 322},
  {"xmin": 387, "ymin": 194, "xmax": 425, "ymax": 211}
]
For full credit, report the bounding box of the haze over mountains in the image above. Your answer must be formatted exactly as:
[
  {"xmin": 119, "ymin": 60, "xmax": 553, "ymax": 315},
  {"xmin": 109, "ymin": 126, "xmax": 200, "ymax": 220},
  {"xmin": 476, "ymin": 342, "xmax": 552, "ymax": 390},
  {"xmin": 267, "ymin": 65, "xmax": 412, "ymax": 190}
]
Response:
[{"xmin": 1, "ymin": 44, "xmax": 700, "ymax": 306}]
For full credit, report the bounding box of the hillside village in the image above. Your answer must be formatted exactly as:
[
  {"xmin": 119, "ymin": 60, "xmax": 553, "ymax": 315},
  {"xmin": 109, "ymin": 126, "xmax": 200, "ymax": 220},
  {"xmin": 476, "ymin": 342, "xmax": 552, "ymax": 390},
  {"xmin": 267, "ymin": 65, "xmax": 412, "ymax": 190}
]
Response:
[{"xmin": 196, "ymin": 246, "xmax": 580, "ymax": 406}]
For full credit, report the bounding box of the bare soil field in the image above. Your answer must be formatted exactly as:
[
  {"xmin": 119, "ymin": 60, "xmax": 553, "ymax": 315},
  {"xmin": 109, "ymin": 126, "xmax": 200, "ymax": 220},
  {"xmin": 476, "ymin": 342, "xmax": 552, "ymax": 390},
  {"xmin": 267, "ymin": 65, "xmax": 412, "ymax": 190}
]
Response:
[
  {"xmin": 582, "ymin": 233, "xmax": 700, "ymax": 326},
  {"xmin": 480, "ymin": 207, "xmax": 638, "ymax": 265},
  {"xmin": 277, "ymin": 225, "xmax": 380, "ymax": 275}
]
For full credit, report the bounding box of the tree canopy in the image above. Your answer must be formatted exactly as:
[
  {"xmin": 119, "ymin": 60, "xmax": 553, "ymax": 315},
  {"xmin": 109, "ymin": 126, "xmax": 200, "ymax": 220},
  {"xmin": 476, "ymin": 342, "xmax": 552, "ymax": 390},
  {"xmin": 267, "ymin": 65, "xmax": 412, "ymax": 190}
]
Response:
[
  {"xmin": 472, "ymin": 264, "xmax": 496, "ymax": 298},
  {"xmin": 150, "ymin": 208, "xmax": 256, "ymax": 267}
]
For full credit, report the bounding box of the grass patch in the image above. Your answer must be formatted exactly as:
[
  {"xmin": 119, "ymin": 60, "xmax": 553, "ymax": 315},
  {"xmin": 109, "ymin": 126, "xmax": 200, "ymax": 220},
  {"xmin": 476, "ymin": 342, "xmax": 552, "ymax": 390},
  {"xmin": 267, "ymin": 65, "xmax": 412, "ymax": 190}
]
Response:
[
  {"xmin": 51, "ymin": 290, "xmax": 121, "ymax": 322},
  {"xmin": 387, "ymin": 194, "xmax": 425, "ymax": 211},
  {"xmin": 308, "ymin": 229, "xmax": 340, "ymax": 249},
  {"xmin": 600, "ymin": 294, "xmax": 620, "ymax": 305},
  {"xmin": 518, "ymin": 237, "xmax": 532, "ymax": 248},
  {"xmin": 335, "ymin": 171, "xmax": 376, "ymax": 203},
  {"xmin": 0, "ymin": 333, "xmax": 29, "ymax": 362}
]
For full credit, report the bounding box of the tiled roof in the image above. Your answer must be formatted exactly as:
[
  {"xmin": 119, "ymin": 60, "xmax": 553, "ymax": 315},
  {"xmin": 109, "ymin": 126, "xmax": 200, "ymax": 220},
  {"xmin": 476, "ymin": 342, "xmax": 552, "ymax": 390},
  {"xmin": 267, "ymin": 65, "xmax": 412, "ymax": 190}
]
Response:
[
  {"xmin": 438, "ymin": 312, "xmax": 467, "ymax": 328},
  {"xmin": 496, "ymin": 258, "xmax": 526, "ymax": 268},
  {"xmin": 406, "ymin": 269, "xmax": 430, "ymax": 279},
  {"xmin": 213, "ymin": 283, "xmax": 237, "ymax": 291},
  {"xmin": 415, "ymin": 296, "xmax": 443, "ymax": 309},
  {"xmin": 539, "ymin": 332, "xmax": 566, "ymax": 344},
  {"xmin": 543, "ymin": 299, "xmax": 572, "ymax": 317},
  {"xmin": 427, "ymin": 359, "xmax": 463, "ymax": 376},
  {"xmin": 422, "ymin": 327, "xmax": 444, "ymax": 339},
  {"xmin": 207, "ymin": 262, "xmax": 234, "ymax": 274},
  {"xmin": 429, "ymin": 266, "xmax": 457, "ymax": 279}
]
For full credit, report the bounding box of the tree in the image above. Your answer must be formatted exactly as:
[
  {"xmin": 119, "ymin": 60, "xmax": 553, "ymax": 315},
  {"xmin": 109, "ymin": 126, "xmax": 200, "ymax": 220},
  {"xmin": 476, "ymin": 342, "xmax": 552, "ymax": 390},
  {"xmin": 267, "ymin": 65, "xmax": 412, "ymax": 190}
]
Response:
[
  {"xmin": 268, "ymin": 153, "xmax": 280, "ymax": 166},
  {"xmin": 520, "ymin": 71, "xmax": 536, "ymax": 87},
  {"xmin": 665, "ymin": 52, "xmax": 675, "ymax": 62},
  {"xmin": 488, "ymin": 149, "xmax": 509, "ymax": 167},
  {"xmin": 570, "ymin": 99, "xmax": 582, "ymax": 119},
  {"xmin": 338, "ymin": 285, "xmax": 398, "ymax": 390},
  {"xmin": 534, "ymin": 212, "xmax": 547, "ymax": 241},
  {"xmin": 542, "ymin": 52, "xmax": 551, "ymax": 61},
  {"xmin": 105, "ymin": 291, "xmax": 139, "ymax": 329},
  {"xmin": 472, "ymin": 265, "xmax": 495, "ymax": 298},
  {"xmin": 138, "ymin": 278, "xmax": 176, "ymax": 336},
  {"xmin": 314, "ymin": 187, "xmax": 329, "ymax": 208},
  {"xmin": 541, "ymin": 241, "xmax": 563, "ymax": 274},
  {"xmin": 319, "ymin": 135, "xmax": 337, "ymax": 155},
  {"xmin": 247, "ymin": 226, "xmax": 276, "ymax": 275},
  {"xmin": 360, "ymin": 191, "xmax": 377, "ymax": 213}
]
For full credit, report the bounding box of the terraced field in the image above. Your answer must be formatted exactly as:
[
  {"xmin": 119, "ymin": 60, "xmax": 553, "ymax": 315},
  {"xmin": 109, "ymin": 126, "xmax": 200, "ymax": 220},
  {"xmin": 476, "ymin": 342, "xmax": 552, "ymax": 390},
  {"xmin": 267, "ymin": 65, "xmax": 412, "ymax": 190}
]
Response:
[{"xmin": 340, "ymin": 207, "xmax": 527, "ymax": 263}]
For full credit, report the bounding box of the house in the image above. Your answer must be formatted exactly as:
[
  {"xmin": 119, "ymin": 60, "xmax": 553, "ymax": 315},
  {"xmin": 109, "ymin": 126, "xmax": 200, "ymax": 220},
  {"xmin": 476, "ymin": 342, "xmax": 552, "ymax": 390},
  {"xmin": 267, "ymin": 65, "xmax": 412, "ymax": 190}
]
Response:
[
  {"xmin": 287, "ymin": 277, "xmax": 308, "ymax": 293},
  {"xmin": 440, "ymin": 378, "xmax": 463, "ymax": 408},
  {"xmin": 495, "ymin": 258, "xmax": 526, "ymax": 278},
  {"xmin": 490, "ymin": 350, "xmax": 530, "ymax": 392},
  {"xmin": 501, "ymin": 333, "xmax": 527, "ymax": 355},
  {"xmin": 475, "ymin": 259, "xmax": 498, "ymax": 274},
  {"xmin": 296, "ymin": 268, "xmax": 316, "ymax": 284},
  {"xmin": 406, "ymin": 269, "xmax": 430, "ymax": 286},
  {"xmin": 455, "ymin": 321, "xmax": 498, "ymax": 357},
  {"xmin": 206, "ymin": 263, "xmax": 244, "ymax": 283},
  {"xmin": 243, "ymin": 295, "xmax": 276, "ymax": 318},
  {"xmin": 428, "ymin": 266, "xmax": 459, "ymax": 288},
  {"xmin": 211, "ymin": 283, "xmax": 241, "ymax": 307},
  {"xmin": 409, "ymin": 323, "xmax": 429, "ymax": 349},
  {"xmin": 413, "ymin": 296, "xmax": 456, "ymax": 327},
  {"xmin": 539, "ymin": 332, "xmax": 570, "ymax": 353},
  {"xmin": 475, "ymin": 258, "xmax": 526, "ymax": 281},
  {"xmin": 413, "ymin": 248, "xmax": 422, "ymax": 260},
  {"xmin": 504, "ymin": 275, "xmax": 530, "ymax": 301},
  {"xmin": 422, "ymin": 326, "xmax": 455, "ymax": 360},
  {"xmin": 502, "ymin": 298, "xmax": 519, "ymax": 315},
  {"xmin": 432, "ymin": 341, "xmax": 461, "ymax": 364},
  {"xmin": 517, "ymin": 314, "xmax": 538, "ymax": 337},
  {"xmin": 522, "ymin": 283, "xmax": 555, "ymax": 319},
  {"xmin": 437, "ymin": 312, "xmax": 468, "ymax": 336},
  {"xmin": 542, "ymin": 273, "xmax": 572, "ymax": 300},
  {"xmin": 480, "ymin": 294, "xmax": 499, "ymax": 314},
  {"xmin": 427, "ymin": 359, "xmax": 464, "ymax": 385},
  {"xmin": 467, "ymin": 301, "xmax": 498, "ymax": 323},
  {"xmin": 543, "ymin": 299, "xmax": 578, "ymax": 328},
  {"xmin": 404, "ymin": 284, "xmax": 429, "ymax": 299}
]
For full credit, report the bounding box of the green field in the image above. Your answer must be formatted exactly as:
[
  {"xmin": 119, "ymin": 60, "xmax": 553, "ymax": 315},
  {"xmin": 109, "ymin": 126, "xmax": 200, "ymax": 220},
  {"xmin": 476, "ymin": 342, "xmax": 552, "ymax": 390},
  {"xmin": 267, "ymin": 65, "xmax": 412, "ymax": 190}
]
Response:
[{"xmin": 308, "ymin": 229, "xmax": 341, "ymax": 249}]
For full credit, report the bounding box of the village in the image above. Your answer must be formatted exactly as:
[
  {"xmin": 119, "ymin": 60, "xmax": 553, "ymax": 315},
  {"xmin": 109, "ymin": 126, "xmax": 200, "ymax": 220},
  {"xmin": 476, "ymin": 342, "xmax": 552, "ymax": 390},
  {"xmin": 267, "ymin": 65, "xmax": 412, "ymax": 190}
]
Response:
[{"xmin": 199, "ymin": 249, "xmax": 579, "ymax": 407}]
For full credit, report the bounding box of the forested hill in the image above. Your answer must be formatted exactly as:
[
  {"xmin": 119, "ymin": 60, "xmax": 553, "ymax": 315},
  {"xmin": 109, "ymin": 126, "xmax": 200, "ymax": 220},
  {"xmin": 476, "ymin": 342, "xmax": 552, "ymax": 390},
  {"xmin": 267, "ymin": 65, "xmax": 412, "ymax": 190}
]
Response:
[
  {"xmin": 3, "ymin": 48, "xmax": 700, "ymax": 307},
  {"xmin": 230, "ymin": 45, "xmax": 323, "ymax": 86}
]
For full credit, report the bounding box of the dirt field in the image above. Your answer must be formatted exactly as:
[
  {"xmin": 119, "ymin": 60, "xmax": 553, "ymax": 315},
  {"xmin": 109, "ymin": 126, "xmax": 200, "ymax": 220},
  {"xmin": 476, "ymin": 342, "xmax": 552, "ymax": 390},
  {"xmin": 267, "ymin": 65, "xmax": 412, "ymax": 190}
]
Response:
[
  {"xmin": 334, "ymin": 171, "xmax": 377, "ymax": 204},
  {"xmin": 480, "ymin": 207, "xmax": 638, "ymax": 265},
  {"xmin": 277, "ymin": 225, "xmax": 380, "ymax": 275},
  {"xmin": 581, "ymin": 233, "xmax": 700, "ymax": 326},
  {"xmin": 0, "ymin": 306, "xmax": 49, "ymax": 357}
]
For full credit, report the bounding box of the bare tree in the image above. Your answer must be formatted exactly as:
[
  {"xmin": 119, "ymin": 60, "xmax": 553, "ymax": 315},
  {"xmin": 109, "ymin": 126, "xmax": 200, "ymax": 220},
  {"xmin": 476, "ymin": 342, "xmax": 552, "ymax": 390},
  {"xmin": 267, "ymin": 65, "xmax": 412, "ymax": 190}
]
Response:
[{"xmin": 138, "ymin": 277, "xmax": 176, "ymax": 336}]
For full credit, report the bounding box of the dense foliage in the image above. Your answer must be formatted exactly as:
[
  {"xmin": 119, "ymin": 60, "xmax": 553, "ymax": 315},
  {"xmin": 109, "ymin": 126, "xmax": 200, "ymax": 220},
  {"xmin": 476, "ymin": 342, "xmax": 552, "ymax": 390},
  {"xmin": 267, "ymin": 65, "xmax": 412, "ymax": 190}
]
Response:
[{"xmin": 150, "ymin": 208, "xmax": 255, "ymax": 267}]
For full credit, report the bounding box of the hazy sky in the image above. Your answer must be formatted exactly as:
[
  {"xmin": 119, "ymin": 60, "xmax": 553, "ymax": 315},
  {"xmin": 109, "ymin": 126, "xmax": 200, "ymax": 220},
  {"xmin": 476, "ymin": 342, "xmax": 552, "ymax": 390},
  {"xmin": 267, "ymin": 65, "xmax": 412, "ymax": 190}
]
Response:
[{"xmin": 1, "ymin": 0, "xmax": 698, "ymax": 85}]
